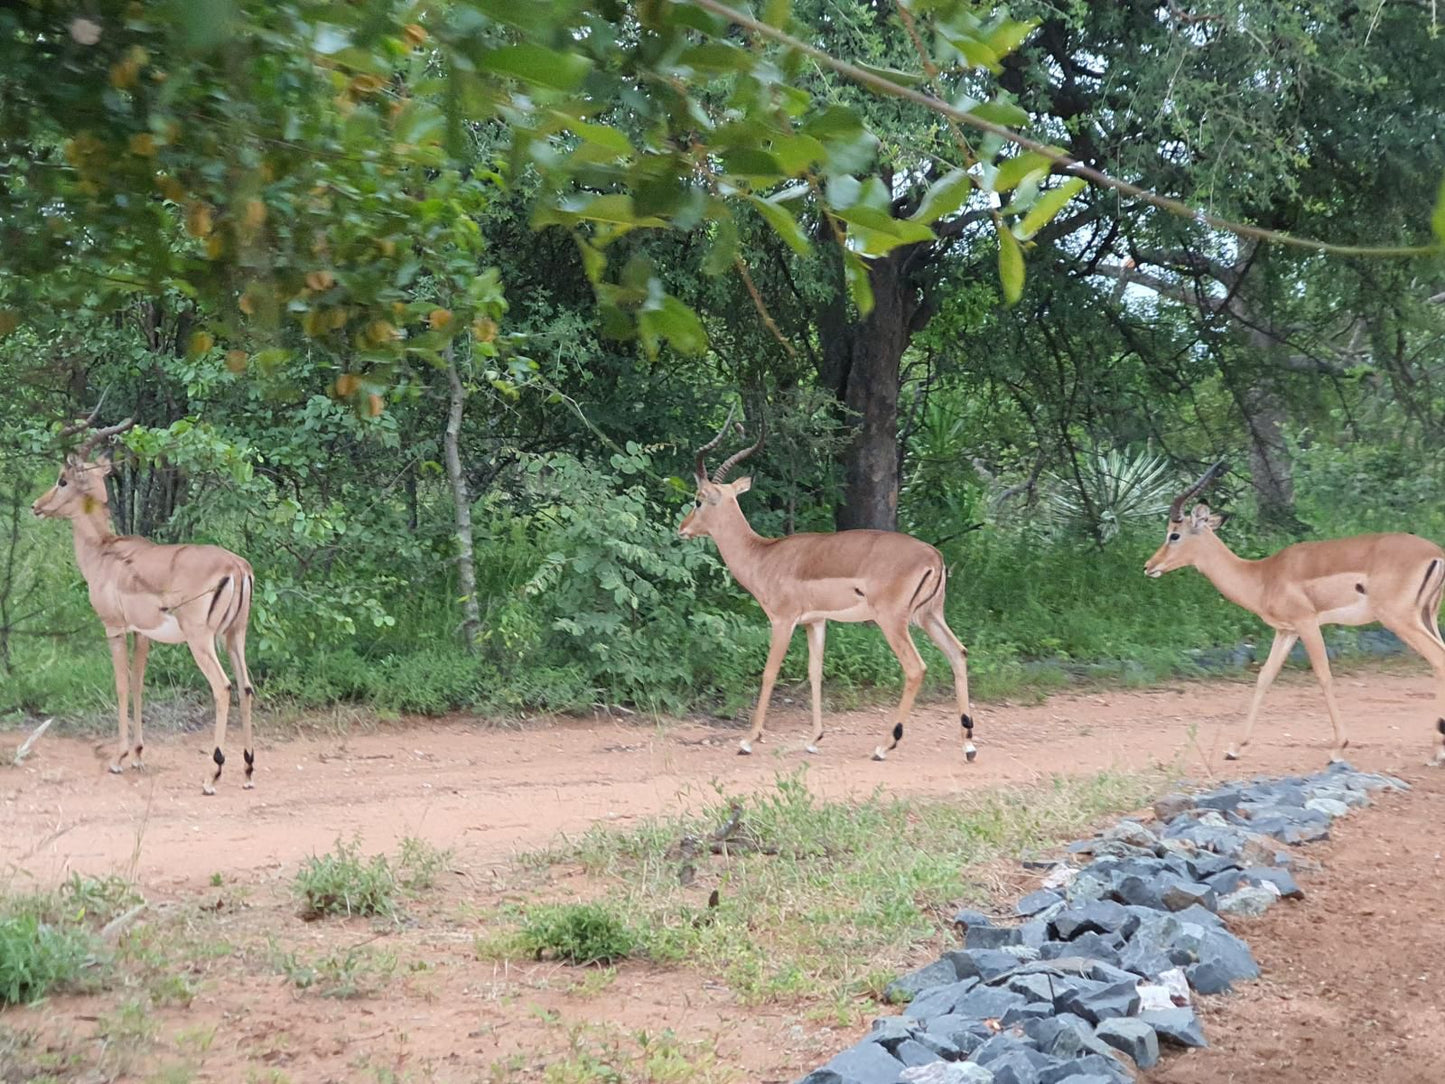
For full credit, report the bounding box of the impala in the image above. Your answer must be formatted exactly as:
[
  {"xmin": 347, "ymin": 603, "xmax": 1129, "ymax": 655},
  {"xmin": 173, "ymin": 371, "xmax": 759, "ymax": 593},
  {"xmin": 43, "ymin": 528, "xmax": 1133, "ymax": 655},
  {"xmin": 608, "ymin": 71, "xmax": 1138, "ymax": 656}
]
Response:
[
  {"xmin": 1145, "ymin": 462, "xmax": 1445, "ymax": 766},
  {"xmin": 32, "ymin": 414, "xmax": 257, "ymax": 793},
  {"xmin": 679, "ymin": 411, "xmax": 977, "ymax": 761}
]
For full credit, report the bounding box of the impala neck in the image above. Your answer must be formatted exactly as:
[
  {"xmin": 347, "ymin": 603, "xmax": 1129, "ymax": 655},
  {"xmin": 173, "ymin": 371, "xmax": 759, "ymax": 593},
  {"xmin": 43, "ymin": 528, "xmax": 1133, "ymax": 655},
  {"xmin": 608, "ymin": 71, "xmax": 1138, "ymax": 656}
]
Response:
[
  {"xmin": 1190, "ymin": 530, "xmax": 1265, "ymax": 611},
  {"xmin": 707, "ymin": 499, "xmax": 771, "ymax": 598},
  {"xmin": 68, "ymin": 501, "xmax": 118, "ymax": 584}
]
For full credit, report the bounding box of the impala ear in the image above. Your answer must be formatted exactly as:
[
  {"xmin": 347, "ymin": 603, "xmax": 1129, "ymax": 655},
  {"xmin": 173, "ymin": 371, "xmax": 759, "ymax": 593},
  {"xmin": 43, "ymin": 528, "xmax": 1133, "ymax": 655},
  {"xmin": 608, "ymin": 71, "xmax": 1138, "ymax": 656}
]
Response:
[
  {"xmin": 92, "ymin": 454, "xmax": 114, "ymax": 477},
  {"xmin": 1189, "ymin": 502, "xmax": 1221, "ymax": 530},
  {"xmin": 730, "ymin": 476, "xmax": 752, "ymax": 496}
]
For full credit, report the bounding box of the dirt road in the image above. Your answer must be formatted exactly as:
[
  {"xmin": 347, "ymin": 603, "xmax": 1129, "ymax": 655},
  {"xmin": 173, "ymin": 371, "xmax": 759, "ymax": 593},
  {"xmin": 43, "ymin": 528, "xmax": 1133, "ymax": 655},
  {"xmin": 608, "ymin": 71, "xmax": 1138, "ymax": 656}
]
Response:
[{"xmin": 3, "ymin": 667, "xmax": 1440, "ymax": 892}]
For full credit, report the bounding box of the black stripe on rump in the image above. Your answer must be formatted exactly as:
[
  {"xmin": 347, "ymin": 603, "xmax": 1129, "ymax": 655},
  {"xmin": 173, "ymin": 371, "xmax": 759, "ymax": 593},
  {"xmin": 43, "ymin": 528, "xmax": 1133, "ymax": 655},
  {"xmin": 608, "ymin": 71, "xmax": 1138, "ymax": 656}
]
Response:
[{"xmin": 206, "ymin": 576, "xmax": 232, "ymax": 622}]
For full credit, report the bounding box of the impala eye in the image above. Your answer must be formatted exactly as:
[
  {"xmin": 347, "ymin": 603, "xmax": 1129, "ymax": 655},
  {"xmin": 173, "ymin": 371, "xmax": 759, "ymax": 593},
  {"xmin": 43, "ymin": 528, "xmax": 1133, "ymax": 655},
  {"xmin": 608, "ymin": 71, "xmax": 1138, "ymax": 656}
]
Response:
[
  {"xmin": 58, "ymin": 478, "xmax": 68, "ymax": 487},
  {"xmin": 1168, "ymin": 532, "xmax": 1180, "ymax": 542}
]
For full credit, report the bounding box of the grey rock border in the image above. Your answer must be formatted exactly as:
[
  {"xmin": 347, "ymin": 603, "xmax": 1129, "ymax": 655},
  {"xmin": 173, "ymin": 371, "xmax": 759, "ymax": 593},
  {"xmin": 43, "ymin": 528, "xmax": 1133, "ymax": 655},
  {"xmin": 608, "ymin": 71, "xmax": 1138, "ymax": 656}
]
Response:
[{"xmin": 794, "ymin": 761, "xmax": 1408, "ymax": 1084}]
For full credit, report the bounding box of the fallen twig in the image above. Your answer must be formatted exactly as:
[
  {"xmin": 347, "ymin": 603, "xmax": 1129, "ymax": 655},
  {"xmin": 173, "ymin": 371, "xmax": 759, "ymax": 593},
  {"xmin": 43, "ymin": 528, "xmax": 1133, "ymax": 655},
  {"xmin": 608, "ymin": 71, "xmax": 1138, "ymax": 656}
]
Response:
[{"xmin": 13, "ymin": 717, "xmax": 54, "ymax": 765}]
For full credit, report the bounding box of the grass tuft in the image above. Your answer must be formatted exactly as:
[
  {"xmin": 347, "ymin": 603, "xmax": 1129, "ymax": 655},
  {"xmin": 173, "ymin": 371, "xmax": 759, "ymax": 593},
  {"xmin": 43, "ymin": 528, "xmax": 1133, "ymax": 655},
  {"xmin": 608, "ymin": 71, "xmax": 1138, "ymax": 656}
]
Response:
[{"xmin": 292, "ymin": 838, "xmax": 398, "ymax": 920}]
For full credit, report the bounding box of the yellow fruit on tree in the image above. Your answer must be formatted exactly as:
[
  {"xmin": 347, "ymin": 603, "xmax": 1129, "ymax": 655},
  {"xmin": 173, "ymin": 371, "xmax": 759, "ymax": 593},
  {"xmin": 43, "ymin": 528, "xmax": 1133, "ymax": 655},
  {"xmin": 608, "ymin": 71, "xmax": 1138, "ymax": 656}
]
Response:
[{"xmin": 336, "ymin": 373, "xmax": 359, "ymax": 397}]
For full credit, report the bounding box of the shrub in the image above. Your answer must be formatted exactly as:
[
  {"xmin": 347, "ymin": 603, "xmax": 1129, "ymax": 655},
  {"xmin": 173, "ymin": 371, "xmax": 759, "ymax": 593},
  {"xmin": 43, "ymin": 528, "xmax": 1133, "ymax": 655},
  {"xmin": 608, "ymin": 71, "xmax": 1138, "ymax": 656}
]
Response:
[
  {"xmin": 516, "ymin": 902, "xmax": 640, "ymax": 965},
  {"xmin": 292, "ymin": 838, "xmax": 397, "ymax": 920}
]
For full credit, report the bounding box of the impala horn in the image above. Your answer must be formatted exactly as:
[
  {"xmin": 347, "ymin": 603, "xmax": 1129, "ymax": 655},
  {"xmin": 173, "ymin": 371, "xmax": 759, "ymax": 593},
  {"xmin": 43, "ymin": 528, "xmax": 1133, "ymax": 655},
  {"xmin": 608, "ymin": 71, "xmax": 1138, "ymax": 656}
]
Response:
[
  {"xmin": 712, "ymin": 417, "xmax": 766, "ymax": 484},
  {"xmin": 1168, "ymin": 460, "xmax": 1227, "ymax": 523},
  {"xmin": 75, "ymin": 418, "xmax": 135, "ymax": 461},
  {"xmin": 694, "ymin": 403, "xmax": 736, "ymax": 483}
]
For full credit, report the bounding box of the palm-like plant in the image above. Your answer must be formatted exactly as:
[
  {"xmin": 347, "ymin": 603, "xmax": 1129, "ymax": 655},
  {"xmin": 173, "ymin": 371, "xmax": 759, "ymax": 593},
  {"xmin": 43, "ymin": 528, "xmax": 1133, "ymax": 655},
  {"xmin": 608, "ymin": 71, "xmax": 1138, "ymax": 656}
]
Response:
[{"xmin": 1047, "ymin": 448, "xmax": 1178, "ymax": 544}]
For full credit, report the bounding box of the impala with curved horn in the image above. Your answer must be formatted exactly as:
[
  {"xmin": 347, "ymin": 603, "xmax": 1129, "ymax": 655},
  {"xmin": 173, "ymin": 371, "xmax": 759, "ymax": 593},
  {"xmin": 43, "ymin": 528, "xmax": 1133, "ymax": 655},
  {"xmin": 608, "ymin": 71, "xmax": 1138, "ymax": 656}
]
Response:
[
  {"xmin": 679, "ymin": 409, "xmax": 977, "ymax": 761},
  {"xmin": 32, "ymin": 411, "xmax": 257, "ymax": 793},
  {"xmin": 1145, "ymin": 462, "xmax": 1445, "ymax": 765}
]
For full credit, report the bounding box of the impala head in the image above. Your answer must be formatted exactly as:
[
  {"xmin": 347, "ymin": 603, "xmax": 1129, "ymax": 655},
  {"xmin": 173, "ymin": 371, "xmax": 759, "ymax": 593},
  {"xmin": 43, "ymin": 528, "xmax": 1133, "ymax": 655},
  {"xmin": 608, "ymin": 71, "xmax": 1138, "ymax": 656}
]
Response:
[
  {"xmin": 678, "ymin": 406, "xmax": 764, "ymax": 540},
  {"xmin": 32, "ymin": 416, "xmax": 133, "ymax": 521},
  {"xmin": 1145, "ymin": 461, "xmax": 1227, "ymax": 578}
]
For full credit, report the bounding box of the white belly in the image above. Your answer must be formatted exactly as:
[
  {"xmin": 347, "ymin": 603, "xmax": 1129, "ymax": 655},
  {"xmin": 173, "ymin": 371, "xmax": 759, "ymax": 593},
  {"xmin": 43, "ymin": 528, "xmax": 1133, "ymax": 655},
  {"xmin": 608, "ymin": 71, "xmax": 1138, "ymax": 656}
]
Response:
[
  {"xmin": 131, "ymin": 613, "xmax": 186, "ymax": 643},
  {"xmin": 1317, "ymin": 598, "xmax": 1374, "ymax": 627},
  {"xmin": 798, "ymin": 602, "xmax": 873, "ymax": 624}
]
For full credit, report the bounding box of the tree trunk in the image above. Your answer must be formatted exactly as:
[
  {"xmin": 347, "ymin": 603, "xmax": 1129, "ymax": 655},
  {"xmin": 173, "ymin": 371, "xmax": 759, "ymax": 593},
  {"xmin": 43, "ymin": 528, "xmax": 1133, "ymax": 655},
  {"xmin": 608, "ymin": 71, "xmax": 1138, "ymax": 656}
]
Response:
[
  {"xmin": 816, "ymin": 242, "xmax": 934, "ymax": 532},
  {"xmin": 443, "ymin": 346, "xmax": 482, "ymax": 648},
  {"xmin": 1237, "ymin": 325, "xmax": 1296, "ymax": 527}
]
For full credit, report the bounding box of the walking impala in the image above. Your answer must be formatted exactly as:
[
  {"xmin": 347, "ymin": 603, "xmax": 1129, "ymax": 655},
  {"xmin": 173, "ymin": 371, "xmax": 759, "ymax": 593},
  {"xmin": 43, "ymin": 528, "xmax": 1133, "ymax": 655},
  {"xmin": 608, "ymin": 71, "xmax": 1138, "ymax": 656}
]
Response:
[
  {"xmin": 1145, "ymin": 462, "xmax": 1445, "ymax": 766},
  {"xmin": 32, "ymin": 414, "xmax": 257, "ymax": 793},
  {"xmin": 679, "ymin": 411, "xmax": 977, "ymax": 761}
]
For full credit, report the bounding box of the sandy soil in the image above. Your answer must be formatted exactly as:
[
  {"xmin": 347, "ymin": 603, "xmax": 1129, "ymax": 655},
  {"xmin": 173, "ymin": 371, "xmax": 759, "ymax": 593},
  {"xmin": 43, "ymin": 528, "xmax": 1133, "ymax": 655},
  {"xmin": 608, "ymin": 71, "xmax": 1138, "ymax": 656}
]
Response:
[{"xmin": 0, "ymin": 666, "xmax": 1441, "ymax": 1082}]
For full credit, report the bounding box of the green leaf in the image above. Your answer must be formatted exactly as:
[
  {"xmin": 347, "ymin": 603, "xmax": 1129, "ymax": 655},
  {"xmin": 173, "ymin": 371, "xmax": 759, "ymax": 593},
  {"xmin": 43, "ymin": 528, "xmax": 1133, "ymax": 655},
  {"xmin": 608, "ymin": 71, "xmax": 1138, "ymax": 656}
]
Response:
[
  {"xmin": 763, "ymin": 0, "xmax": 791, "ymax": 28},
  {"xmin": 986, "ymin": 19, "xmax": 1038, "ymax": 58},
  {"xmin": 721, "ymin": 147, "xmax": 784, "ymax": 179},
  {"xmin": 997, "ymin": 225, "xmax": 1024, "ymax": 304},
  {"xmin": 992, "ymin": 152, "xmax": 1053, "ymax": 193},
  {"xmin": 833, "ymin": 206, "xmax": 936, "ymax": 244},
  {"xmin": 677, "ymin": 42, "xmax": 754, "ymax": 74},
  {"xmin": 971, "ymin": 99, "xmax": 1030, "ymax": 128},
  {"xmin": 1433, "ymin": 175, "xmax": 1445, "ymax": 243},
  {"xmin": 477, "ymin": 44, "xmax": 593, "ymax": 92},
  {"xmin": 702, "ymin": 215, "xmax": 740, "ymax": 277},
  {"xmin": 747, "ymin": 194, "xmax": 811, "ymax": 255},
  {"xmin": 912, "ymin": 169, "xmax": 974, "ymax": 224},
  {"xmin": 854, "ymin": 62, "xmax": 925, "ymax": 88},
  {"xmin": 557, "ymin": 194, "xmax": 667, "ymax": 229},
  {"xmin": 843, "ymin": 249, "xmax": 874, "ymax": 314},
  {"xmin": 1018, "ymin": 177, "xmax": 1087, "ymax": 238},
  {"xmin": 651, "ymin": 295, "xmax": 708, "ymax": 355}
]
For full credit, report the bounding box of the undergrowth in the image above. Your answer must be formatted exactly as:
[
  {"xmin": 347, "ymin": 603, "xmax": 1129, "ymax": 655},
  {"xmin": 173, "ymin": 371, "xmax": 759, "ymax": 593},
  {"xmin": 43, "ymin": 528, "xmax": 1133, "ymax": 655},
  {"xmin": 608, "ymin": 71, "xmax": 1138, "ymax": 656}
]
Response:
[
  {"xmin": 0, "ymin": 874, "xmax": 139, "ymax": 1006},
  {"xmin": 478, "ymin": 767, "xmax": 1172, "ymax": 1006}
]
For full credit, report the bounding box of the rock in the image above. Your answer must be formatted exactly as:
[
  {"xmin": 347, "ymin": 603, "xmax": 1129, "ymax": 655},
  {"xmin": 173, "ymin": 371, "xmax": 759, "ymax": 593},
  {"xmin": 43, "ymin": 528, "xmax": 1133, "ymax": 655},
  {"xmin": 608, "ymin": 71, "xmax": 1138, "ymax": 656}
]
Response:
[
  {"xmin": 904, "ymin": 979, "xmax": 981, "ymax": 1021},
  {"xmin": 1037, "ymin": 1054, "xmax": 1132, "ymax": 1084},
  {"xmin": 1095, "ymin": 1016, "xmax": 1161, "ymax": 1069},
  {"xmin": 1007, "ymin": 973, "xmax": 1064, "ymax": 1004},
  {"xmin": 999, "ymin": 944, "xmax": 1042, "ymax": 963},
  {"xmin": 1023, "ymin": 1013, "xmax": 1121, "ymax": 1064},
  {"xmin": 1041, "ymin": 865, "xmax": 1078, "ymax": 891},
  {"xmin": 1051, "ymin": 900, "xmax": 1132, "ymax": 940},
  {"xmin": 950, "ymin": 949, "xmax": 1024, "ymax": 982},
  {"xmin": 955, "ymin": 909, "xmax": 995, "ymax": 928},
  {"xmin": 1064, "ymin": 874, "xmax": 1110, "ymax": 904},
  {"xmin": 976, "ymin": 1052, "xmax": 1046, "ymax": 1084},
  {"xmin": 1206, "ymin": 868, "xmax": 1245, "ymax": 897},
  {"xmin": 886, "ymin": 959, "xmax": 961, "ymax": 1003},
  {"xmin": 1109, "ymin": 874, "xmax": 1162, "ymax": 909},
  {"xmin": 952, "ymin": 985, "xmax": 1030, "ymax": 1021},
  {"xmin": 1103, "ymin": 819, "xmax": 1159, "ymax": 849},
  {"xmin": 900, "ymin": 1063, "xmax": 997, "ymax": 1084},
  {"xmin": 1017, "ymin": 890, "xmax": 1064, "ymax": 917},
  {"xmin": 1152, "ymin": 792, "xmax": 1195, "ymax": 822},
  {"xmin": 1173, "ymin": 902, "xmax": 1226, "ymax": 929},
  {"xmin": 1141, "ymin": 1007, "xmax": 1209, "ymax": 1048},
  {"xmin": 1159, "ymin": 879, "xmax": 1218, "ymax": 913},
  {"xmin": 1197, "ymin": 926, "xmax": 1260, "ymax": 983},
  {"xmin": 896, "ymin": 1038, "xmax": 941, "ymax": 1067},
  {"xmin": 867, "ymin": 1016, "xmax": 916, "ymax": 1045},
  {"xmin": 1018, "ymin": 918, "xmax": 1053, "ymax": 950},
  {"xmin": 1236, "ymin": 833, "xmax": 1285, "ymax": 868},
  {"xmin": 1056, "ymin": 979, "xmax": 1141, "ymax": 1023},
  {"xmin": 916, "ymin": 1015, "xmax": 991, "ymax": 1058},
  {"xmin": 814, "ymin": 1040, "xmax": 910, "ymax": 1084},
  {"xmin": 968, "ymin": 925, "xmax": 1025, "ymax": 950},
  {"xmin": 1217, "ymin": 884, "xmax": 1278, "ymax": 917},
  {"xmin": 1001, "ymin": 1001, "xmax": 1057, "ymax": 1025},
  {"xmin": 1243, "ymin": 866, "xmax": 1303, "ymax": 899},
  {"xmin": 1040, "ymin": 932, "xmax": 1122, "ymax": 968},
  {"xmin": 1196, "ymin": 785, "xmax": 1244, "ymax": 811},
  {"xmin": 1185, "ymin": 959, "xmax": 1235, "ymax": 995},
  {"xmin": 1187, "ymin": 852, "xmax": 1240, "ymax": 881}
]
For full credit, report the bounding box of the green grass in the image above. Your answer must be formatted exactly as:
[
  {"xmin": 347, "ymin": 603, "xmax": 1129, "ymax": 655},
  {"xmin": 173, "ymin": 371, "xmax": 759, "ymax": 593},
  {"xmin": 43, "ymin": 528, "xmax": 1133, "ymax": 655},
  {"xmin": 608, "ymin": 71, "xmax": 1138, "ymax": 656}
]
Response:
[
  {"xmin": 271, "ymin": 942, "xmax": 398, "ymax": 999},
  {"xmin": 293, "ymin": 838, "xmax": 399, "ymax": 921},
  {"xmin": 478, "ymin": 767, "xmax": 1171, "ymax": 1005},
  {"xmin": 0, "ymin": 874, "xmax": 138, "ymax": 1005}
]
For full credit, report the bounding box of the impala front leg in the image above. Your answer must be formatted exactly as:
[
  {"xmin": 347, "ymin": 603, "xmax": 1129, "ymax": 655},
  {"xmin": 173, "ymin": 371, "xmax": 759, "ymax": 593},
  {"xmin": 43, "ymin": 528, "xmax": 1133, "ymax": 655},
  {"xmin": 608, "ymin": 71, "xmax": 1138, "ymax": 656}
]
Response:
[
  {"xmin": 1227, "ymin": 629, "xmax": 1297, "ymax": 761},
  {"xmin": 106, "ymin": 631, "xmax": 131, "ymax": 774},
  {"xmin": 130, "ymin": 634, "xmax": 150, "ymax": 769},
  {"xmin": 741, "ymin": 620, "xmax": 794, "ymax": 755},
  {"xmin": 1297, "ymin": 623, "xmax": 1348, "ymax": 763},
  {"xmin": 804, "ymin": 621, "xmax": 825, "ymax": 754}
]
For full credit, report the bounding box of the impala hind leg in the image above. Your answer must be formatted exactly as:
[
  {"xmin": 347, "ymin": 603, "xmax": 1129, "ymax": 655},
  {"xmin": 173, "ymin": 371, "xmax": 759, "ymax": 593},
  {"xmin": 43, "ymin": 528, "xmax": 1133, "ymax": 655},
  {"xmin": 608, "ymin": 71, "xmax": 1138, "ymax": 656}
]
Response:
[
  {"xmin": 1227, "ymin": 629, "xmax": 1298, "ymax": 760},
  {"xmin": 225, "ymin": 627, "xmax": 256, "ymax": 787},
  {"xmin": 1296, "ymin": 623, "xmax": 1348, "ymax": 762},
  {"xmin": 804, "ymin": 621, "xmax": 826, "ymax": 754},
  {"xmin": 130, "ymin": 634, "xmax": 150, "ymax": 769},
  {"xmin": 921, "ymin": 611, "xmax": 975, "ymax": 762},
  {"xmin": 741, "ymin": 620, "xmax": 795, "ymax": 755},
  {"xmin": 1376, "ymin": 616, "xmax": 1445, "ymax": 766},
  {"xmin": 187, "ymin": 635, "xmax": 232, "ymax": 795},
  {"xmin": 873, "ymin": 619, "xmax": 925, "ymax": 762},
  {"xmin": 106, "ymin": 631, "xmax": 131, "ymax": 774}
]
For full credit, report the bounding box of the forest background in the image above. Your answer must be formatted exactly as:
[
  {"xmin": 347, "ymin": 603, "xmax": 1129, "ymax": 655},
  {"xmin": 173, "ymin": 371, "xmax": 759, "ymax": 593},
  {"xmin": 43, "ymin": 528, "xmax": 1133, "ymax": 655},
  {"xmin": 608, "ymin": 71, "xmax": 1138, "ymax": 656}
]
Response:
[{"xmin": 2, "ymin": 0, "xmax": 1444, "ymax": 726}]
